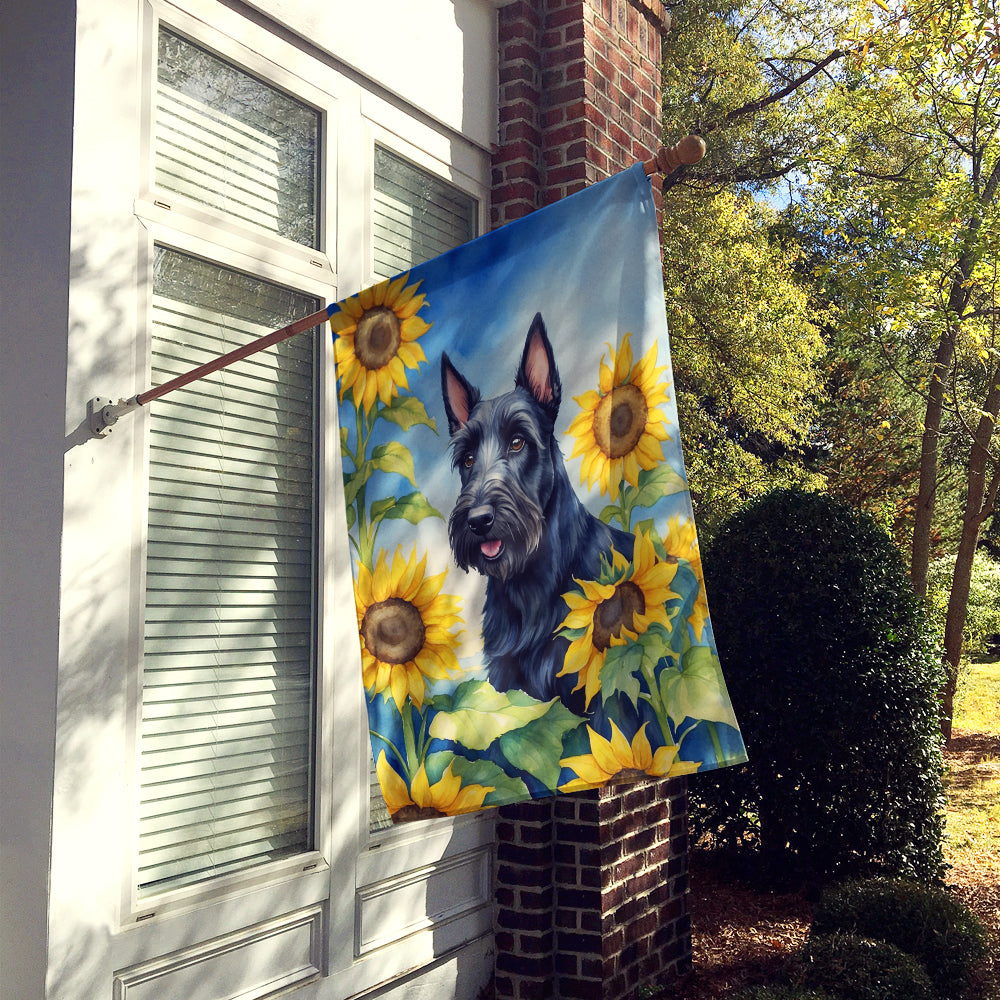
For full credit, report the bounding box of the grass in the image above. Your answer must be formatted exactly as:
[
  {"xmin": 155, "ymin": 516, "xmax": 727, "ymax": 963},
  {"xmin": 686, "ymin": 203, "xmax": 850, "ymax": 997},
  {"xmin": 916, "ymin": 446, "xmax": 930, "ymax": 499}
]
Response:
[
  {"xmin": 946, "ymin": 661, "xmax": 1000, "ymax": 870},
  {"xmin": 955, "ymin": 659, "xmax": 1000, "ymax": 734},
  {"xmin": 942, "ymin": 660, "xmax": 1000, "ymax": 1000}
]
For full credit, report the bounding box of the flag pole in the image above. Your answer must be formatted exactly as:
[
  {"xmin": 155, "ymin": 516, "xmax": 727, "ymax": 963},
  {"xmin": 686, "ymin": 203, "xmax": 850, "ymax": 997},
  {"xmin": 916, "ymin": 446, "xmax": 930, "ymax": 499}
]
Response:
[
  {"xmin": 87, "ymin": 305, "xmax": 332, "ymax": 437},
  {"xmin": 642, "ymin": 134, "xmax": 706, "ymax": 177},
  {"xmin": 88, "ymin": 135, "xmax": 705, "ymax": 438}
]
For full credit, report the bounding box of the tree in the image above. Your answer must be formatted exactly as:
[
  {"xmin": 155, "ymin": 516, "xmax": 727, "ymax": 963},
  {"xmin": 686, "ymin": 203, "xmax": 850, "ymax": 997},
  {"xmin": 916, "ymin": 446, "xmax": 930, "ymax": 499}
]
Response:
[
  {"xmin": 661, "ymin": 188, "xmax": 825, "ymax": 535},
  {"xmin": 804, "ymin": 0, "xmax": 1000, "ymax": 736},
  {"xmin": 658, "ymin": 1, "xmax": 851, "ymax": 533}
]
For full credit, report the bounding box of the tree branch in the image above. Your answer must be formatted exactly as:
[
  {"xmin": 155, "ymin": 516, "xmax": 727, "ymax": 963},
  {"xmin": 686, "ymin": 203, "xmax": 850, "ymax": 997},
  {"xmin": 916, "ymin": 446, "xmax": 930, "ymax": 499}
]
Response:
[{"xmin": 704, "ymin": 49, "xmax": 848, "ymax": 133}]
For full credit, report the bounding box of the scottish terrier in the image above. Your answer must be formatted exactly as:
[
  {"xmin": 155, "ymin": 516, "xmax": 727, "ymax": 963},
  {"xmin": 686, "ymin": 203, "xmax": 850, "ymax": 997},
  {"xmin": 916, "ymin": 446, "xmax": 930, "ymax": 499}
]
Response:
[{"xmin": 441, "ymin": 313, "xmax": 634, "ymax": 704}]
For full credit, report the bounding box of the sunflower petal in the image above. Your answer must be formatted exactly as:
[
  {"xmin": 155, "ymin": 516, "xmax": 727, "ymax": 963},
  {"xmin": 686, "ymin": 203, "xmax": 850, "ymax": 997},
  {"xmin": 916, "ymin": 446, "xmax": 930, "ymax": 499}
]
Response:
[{"xmin": 376, "ymin": 752, "xmax": 414, "ymax": 814}]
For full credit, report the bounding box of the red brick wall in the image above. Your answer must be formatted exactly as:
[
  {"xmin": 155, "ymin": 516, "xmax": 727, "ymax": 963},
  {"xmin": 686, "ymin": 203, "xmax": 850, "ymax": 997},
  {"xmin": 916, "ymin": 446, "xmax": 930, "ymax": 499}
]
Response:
[
  {"xmin": 492, "ymin": 0, "xmax": 668, "ymax": 227},
  {"xmin": 489, "ymin": 3, "xmax": 690, "ymax": 998},
  {"xmin": 494, "ymin": 781, "xmax": 691, "ymax": 1000}
]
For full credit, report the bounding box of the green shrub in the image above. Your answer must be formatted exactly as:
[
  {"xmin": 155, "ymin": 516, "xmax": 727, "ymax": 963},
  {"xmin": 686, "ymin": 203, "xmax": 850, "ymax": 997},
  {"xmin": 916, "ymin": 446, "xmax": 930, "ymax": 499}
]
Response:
[
  {"xmin": 732, "ymin": 987, "xmax": 837, "ymax": 1000},
  {"xmin": 791, "ymin": 933, "xmax": 934, "ymax": 1000},
  {"xmin": 692, "ymin": 489, "xmax": 947, "ymax": 882},
  {"xmin": 811, "ymin": 878, "xmax": 988, "ymax": 999}
]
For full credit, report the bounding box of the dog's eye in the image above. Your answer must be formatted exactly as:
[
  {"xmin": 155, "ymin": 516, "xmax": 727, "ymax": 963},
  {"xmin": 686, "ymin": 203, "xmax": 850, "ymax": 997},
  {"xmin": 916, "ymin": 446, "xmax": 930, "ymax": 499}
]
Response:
[
  {"xmin": 509, "ymin": 435, "xmax": 525, "ymax": 453},
  {"xmin": 463, "ymin": 451, "xmax": 475, "ymax": 468}
]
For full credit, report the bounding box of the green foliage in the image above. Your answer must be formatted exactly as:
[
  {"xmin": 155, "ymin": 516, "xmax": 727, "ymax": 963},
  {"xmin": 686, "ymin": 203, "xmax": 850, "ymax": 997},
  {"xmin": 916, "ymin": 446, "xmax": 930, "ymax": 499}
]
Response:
[
  {"xmin": 658, "ymin": 2, "xmax": 839, "ymax": 535},
  {"xmin": 692, "ymin": 489, "xmax": 947, "ymax": 882},
  {"xmin": 927, "ymin": 550, "xmax": 1000, "ymax": 658},
  {"xmin": 732, "ymin": 987, "xmax": 836, "ymax": 1000},
  {"xmin": 811, "ymin": 878, "xmax": 988, "ymax": 999},
  {"xmin": 664, "ymin": 188, "xmax": 826, "ymax": 537},
  {"xmin": 791, "ymin": 934, "xmax": 934, "ymax": 1000}
]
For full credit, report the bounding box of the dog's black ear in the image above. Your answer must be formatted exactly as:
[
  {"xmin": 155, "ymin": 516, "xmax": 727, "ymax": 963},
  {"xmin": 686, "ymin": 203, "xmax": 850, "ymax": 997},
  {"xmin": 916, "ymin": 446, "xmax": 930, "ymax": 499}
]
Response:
[
  {"xmin": 441, "ymin": 352, "xmax": 481, "ymax": 435},
  {"xmin": 516, "ymin": 313, "xmax": 561, "ymax": 420}
]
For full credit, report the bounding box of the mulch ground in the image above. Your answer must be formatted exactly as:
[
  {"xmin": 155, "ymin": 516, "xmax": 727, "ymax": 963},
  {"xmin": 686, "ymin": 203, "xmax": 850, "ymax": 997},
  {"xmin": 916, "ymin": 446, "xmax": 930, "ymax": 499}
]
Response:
[{"xmin": 673, "ymin": 733, "xmax": 1000, "ymax": 999}]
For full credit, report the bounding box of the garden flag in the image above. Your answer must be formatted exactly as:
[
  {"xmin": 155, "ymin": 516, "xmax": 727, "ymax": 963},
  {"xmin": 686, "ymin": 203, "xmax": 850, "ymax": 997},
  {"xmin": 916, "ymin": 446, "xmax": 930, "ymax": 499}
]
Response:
[{"xmin": 331, "ymin": 163, "xmax": 747, "ymax": 823}]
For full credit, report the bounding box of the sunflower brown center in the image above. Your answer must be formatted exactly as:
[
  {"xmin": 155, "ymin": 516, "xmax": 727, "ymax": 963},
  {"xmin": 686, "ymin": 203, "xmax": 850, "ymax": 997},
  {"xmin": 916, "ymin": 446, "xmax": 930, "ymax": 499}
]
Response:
[
  {"xmin": 593, "ymin": 383, "xmax": 647, "ymax": 459},
  {"xmin": 361, "ymin": 597, "xmax": 426, "ymax": 664},
  {"xmin": 355, "ymin": 307, "xmax": 402, "ymax": 370},
  {"xmin": 592, "ymin": 580, "xmax": 646, "ymax": 651}
]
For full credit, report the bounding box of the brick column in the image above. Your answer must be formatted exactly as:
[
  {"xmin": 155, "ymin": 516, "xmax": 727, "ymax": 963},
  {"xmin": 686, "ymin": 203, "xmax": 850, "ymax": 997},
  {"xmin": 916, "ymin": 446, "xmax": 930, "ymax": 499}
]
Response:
[
  {"xmin": 492, "ymin": 0, "xmax": 668, "ymax": 227},
  {"xmin": 490, "ymin": 3, "xmax": 690, "ymax": 998}
]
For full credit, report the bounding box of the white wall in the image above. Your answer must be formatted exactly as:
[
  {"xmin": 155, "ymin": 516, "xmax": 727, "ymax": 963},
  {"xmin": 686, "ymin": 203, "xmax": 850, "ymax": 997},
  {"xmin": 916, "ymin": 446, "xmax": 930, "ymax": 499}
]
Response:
[
  {"xmin": 0, "ymin": 0, "xmax": 76, "ymax": 995},
  {"xmin": 1, "ymin": 1, "xmax": 498, "ymax": 998},
  {"xmin": 244, "ymin": 0, "xmax": 498, "ymax": 151}
]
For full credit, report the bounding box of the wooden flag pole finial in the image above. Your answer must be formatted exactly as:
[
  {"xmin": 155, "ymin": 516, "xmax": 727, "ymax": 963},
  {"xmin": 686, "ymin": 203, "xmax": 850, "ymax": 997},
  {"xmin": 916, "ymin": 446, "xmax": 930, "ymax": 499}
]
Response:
[{"xmin": 643, "ymin": 135, "xmax": 706, "ymax": 177}]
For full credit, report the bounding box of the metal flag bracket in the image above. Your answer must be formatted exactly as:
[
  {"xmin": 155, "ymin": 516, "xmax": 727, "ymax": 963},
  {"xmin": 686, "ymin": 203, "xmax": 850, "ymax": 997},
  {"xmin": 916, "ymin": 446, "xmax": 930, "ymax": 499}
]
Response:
[
  {"xmin": 88, "ymin": 395, "xmax": 141, "ymax": 437},
  {"xmin": 86, "ymin": 136, "xmax": 705, "ymax": 440}
]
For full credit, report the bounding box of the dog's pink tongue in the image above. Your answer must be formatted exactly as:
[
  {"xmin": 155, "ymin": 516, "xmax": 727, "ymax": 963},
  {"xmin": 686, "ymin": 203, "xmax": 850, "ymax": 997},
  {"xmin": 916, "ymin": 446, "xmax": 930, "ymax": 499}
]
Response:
[{"xmin": 481, "ymin": 539, "xmax": 502, "ymax": 559}]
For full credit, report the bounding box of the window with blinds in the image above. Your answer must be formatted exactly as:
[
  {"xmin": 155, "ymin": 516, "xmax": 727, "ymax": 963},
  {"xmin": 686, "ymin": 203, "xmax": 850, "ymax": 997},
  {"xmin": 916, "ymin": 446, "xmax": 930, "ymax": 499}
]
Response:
[
  {"xmin": 138, "ymin": 28, "xmax": 322, "ymax": 897},
  {"xmin": 372, "ymin": 146, "xmax": 478, "ymax": 280},
  {"xmin": 156, "ymin": 28, "xmax": 320, "ymax": 249},
  {"xmin": 139, "ymin": 249, "xmax": 319, "ymax": 896},
  {"xmin": 368, "ymin": 148, "xmax": 477, "ymax": 832}
]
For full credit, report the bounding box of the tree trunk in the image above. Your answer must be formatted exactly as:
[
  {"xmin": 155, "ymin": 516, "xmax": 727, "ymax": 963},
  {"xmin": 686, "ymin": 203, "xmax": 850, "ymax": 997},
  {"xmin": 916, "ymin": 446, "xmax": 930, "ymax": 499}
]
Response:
[
  {"xmin": 941, "ymin": 378, "xmax": 1000, "ymax": 740},
  {"xmin": 910, "ymin": 330, "xmax": 955, "ymax": 597},
  {"xmin": 910, "ymin": 160, "xmax": 1000, "ymax": 596}
]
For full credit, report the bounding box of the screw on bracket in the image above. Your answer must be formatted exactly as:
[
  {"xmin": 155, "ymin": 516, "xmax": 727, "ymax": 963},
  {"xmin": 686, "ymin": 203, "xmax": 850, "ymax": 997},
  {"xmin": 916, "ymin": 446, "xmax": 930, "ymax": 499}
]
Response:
[{"xmin": 87, "ymin": 396, "xmax": 140, "ymax": 438}]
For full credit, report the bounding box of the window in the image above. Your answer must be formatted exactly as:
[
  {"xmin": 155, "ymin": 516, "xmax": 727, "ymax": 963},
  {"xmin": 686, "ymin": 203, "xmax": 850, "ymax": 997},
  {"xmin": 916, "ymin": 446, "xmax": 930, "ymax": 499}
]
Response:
[
  {"xmin": 372, "ymin": 145, "xmax": 478, "ymax": 279},
  {"xmin": 155, "ymin": 28, "xmax": 320, "ymax": 247},
  {"xmin": 136, "ymin": 26, "xmax": 323, "ymax": 897},
  {"xmin": 367, "ymin": 146, "xmax": 478, "ymax": 832}
]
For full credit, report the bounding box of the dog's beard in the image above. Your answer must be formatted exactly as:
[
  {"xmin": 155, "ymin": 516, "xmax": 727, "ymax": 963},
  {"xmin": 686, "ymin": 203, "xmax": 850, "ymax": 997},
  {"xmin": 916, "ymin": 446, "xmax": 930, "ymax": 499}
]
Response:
[{"xmin": 448, "ymin": 480, "xmax": 545, "ymax": 581}]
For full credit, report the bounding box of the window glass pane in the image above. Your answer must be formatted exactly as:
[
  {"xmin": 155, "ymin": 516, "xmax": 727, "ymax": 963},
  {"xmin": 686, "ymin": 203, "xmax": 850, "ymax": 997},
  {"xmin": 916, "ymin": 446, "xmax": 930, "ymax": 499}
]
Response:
[
  {"xmin": 139, "ymin": 246, "xmax": 318, "ymax": 895},
  {"xmin": 156, "ymin": 27, "xmax": 320, "ymax": 248},
  {"xmin": 372, "ymin": 146, "xmax": 477, "ymax": 280},
  {"xmin": 368, "ymin": 149, "xmax": 477, "ymax": 831}
]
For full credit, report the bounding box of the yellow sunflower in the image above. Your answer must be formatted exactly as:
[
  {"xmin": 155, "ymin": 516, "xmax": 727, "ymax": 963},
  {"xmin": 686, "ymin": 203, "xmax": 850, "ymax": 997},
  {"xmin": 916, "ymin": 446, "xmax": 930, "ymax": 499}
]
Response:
[
  {"xmin": 559, "ymin": 720, "xmax": 700, "ymax": 792},
  {"xmin": 663, "ymin": 514, "xmax": 710, "ymax": 641},
  {"xmin": 331, "ymin": 272, "xmax": 430, "ymax": 413},
  {"xmin": 376, "ymin": 752, "xmax": 493, "ymax": 821},
  {"xmin": 355, "ymin": 546, "xmax": 462, "ymax": 711},
  {"xmin": 566, "ymin": 331, "xmax": 672, "ymax": 499},
  {"xmin": 556, "ymin": 531, "xmax": 680, "ymax": 708}
]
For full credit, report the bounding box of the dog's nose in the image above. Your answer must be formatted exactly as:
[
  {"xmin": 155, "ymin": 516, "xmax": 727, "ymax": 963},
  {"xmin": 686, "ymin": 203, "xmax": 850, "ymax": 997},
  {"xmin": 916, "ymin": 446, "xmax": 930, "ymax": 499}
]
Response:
[{"xmin": 468, "ymin": 505, "xmax": 494, "ymax": 536}]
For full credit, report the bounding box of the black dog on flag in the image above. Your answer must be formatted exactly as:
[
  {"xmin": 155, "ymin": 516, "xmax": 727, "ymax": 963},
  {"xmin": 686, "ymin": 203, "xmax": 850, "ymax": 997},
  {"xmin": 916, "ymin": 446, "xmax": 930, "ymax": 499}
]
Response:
[{"xmin": 441, "ymin": 313, "xmax": 634, "ymax": 703}]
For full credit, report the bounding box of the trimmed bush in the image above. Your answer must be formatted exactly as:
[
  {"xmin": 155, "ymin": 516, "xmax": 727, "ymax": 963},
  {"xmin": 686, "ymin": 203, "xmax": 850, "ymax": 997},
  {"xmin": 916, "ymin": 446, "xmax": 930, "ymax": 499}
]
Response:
[
  {"xmin": 692, "ymin": 489, "xmax": 946, "ymax": 882},
  {"xmin": 733, "ymin": 987, "xmax": 836, "ymax": 1000},
  {"xmin": 792, "ymin": 933, "xmax": 934, "ymax": 1000},
  {"xmin": 812, "ymin": 878, "xmax": 988, "ymax": 999}
]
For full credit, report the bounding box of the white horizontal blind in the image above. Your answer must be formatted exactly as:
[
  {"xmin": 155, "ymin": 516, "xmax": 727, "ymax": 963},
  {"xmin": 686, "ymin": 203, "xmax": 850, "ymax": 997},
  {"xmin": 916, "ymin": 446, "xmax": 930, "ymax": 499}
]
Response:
[
  {"xmin": 372, "ymin": 146, "xmax": 478, "ymax": 280},
  {"xmin": 368, "ymin": 148, "xmax": 478, "ymax": 831},
  {"xmin": 138, "ymin": 247, "xmax": 319, "ymax": 895},
  {"xmin": 155, "ymin": 27, "xmax": 320, "ymax": 248}
]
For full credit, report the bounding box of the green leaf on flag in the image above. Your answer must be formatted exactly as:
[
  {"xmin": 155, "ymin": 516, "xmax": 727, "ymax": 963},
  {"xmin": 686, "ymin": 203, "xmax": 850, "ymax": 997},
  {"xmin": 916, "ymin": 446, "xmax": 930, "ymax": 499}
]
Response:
[
  {"xmin": 371, "ymin": 441, "xmax": 418, "ymax": 487},
  {"xmin": 369, "ymin": 497, "xmax": 397, "ymax": 523},
  {"xmin": 378, "ymin": 490, "xmax": 443, "ymax": 524},
  {"xmin": 343, "ymin": 461, "xmax": 373, "ymax": 506},
  {"xmin": 598, "ymin": 641, "xmax": 645, "ymax": 705},
  {"xmin": 498, "ymin": 700, "xmax": 583, "ymax": 791},
  {"xmin": 424, "ymin": 750, "xmax": 529, "ymax": 806},
  {"xmin": 631, "ymin": 464, "xmax": 688, "ymax": 509},
  {"xmin": 382, "ymin": 395, "xmax": 438, "ymax": 433},
  {"xmin": 657, "ymin": 645, "xmax": 739, "ymax": 728},
  {"xmin": 429, "ymin": 680, "xmax": 556, "ymax": 750}
]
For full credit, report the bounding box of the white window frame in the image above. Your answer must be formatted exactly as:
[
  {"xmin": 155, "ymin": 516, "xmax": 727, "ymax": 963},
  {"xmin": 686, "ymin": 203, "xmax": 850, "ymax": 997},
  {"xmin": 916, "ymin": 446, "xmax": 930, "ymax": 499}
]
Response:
[
  {"xmin": 112, "ymin": 1, "xmax": 496, "ymax": 991},
  {"xmin": 123, "ymin": 0, "xmax": 340, "ymax": 931}
]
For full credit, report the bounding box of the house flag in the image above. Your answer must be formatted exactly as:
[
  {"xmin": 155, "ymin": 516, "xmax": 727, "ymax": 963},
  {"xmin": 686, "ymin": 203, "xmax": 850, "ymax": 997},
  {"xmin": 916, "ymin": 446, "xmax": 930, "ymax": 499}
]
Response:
[{"xmin": 330, "ymin": 164, "xmax": 747, "ymax": 822}]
